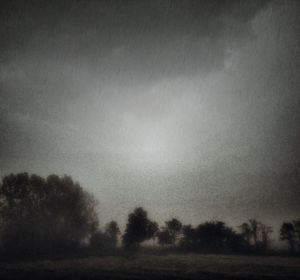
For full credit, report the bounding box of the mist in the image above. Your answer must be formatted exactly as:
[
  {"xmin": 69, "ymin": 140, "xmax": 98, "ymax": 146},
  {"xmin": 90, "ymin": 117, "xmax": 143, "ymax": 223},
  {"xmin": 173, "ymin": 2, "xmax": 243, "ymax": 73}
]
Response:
[{"xmin": 1, "ymin": 0, "xmax": 299, "ymax": 233}]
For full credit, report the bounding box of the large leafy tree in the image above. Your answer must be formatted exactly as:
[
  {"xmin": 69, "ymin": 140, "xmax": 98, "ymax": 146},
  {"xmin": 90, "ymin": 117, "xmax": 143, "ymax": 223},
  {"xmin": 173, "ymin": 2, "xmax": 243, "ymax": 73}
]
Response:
[
  {"xmin": 158, "ymin": 218, "xmax": 182, "ymax": 247},
  {"xmin": 280, "ymin": 222, "xmax": 296, "ymax": 251},
  {"xmin": 180, "ymin": 225, "xmax": 198, "ymax": 249},
  {"xmin": 280, "ymin": 220, "xmax": 300, "ymax": 252},
  {"xmin": 157, "ymin": 229, "xmax": 173, "ymax": 247},
  {"xmin": 166, "ymin": 218, "xmax": 182, "ymax": 241},
  {"xmin": 180, "ymin": 221, "xmax": 246, "ymax": 253},
  {"xmin": 122, "ymin": 207, "xmax": 156, "ymax": 249},
  {"xmin": 0, "ymin": 173, "xmax": 99, "ymax": 257},
  {"xmin": 105, "ymin": 221, "xmax": 121, "ymax": 249}
]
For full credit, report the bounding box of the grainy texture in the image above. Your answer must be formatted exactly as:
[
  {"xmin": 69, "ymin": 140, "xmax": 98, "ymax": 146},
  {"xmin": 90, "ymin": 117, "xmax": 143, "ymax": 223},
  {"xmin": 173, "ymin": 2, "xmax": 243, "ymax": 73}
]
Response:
[
  {"xmin": 1, "ymin": 0, "xmax": 300, "ymax": 230},
  {"xmin": 1, "ymin": 254, "xmax": 300, "ymax": 279}
]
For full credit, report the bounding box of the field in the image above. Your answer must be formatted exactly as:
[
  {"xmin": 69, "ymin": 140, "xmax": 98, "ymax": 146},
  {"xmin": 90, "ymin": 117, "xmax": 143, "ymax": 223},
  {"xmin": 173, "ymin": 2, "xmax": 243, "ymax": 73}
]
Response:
[{"xmin": 1, "ymin": 254, "xmax": 300, "ymax": 280}]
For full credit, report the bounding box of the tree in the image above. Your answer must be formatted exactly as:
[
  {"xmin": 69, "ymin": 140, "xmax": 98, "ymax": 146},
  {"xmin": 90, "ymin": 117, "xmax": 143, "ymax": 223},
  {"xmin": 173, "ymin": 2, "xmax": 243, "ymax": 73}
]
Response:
[
  {"xmin": 249, "ymin": 219, "xmax": 259, "ymax": 245},
  {"xmin": 180, "ymin": 221, "xmax": 246, "ymax": 253},
  {"xmin": 105, "ymin": 221, "xmax": 120, "ymax": 249},
  {"xmin": 280, "ymin": 222, "xmax": 296, "ymax": 252},
  {"xmin": 157, "ymin": 229, "xmax": 173, "ymax": 247},
  {"xmin": 239, "ymin": 219, "xmax": 273, "ymax": 251},
  {"xmin": 90, "ymin": 222, "xmax": 120, "ymax": 253},
  {"xmin": 196, "ymin": 221, "xmax": 229, "ymax": 251},
  {"xmin": 0, "ymin": 173, "xmax": 99, "ymax": 257},
  {"xmin": 259, "ymin": 223, "xmax": 273, "ymax": 250},
  {"xmin": 180, "ymin": 225, "xmax": 198, "ymax": 249},
  {"xmin": 293, "ymin": 220, "xmax": 300, "ymax": 251},
  {"xmin": 122, "ymin": 207, "xmax": 156, "ymax": 250},
  {"xmin": 239, "ymin": 223, "xmax": 251, "ymax": 244},
  {"xmin": 279, "ymin": 219, "xmax": 300, "ymax": 252},
  {"xmin": 157, "ymin": 218, "xmax": 182, "ymax": 248},
  {"xmin": 165, "ymin": 218, "xmax": 182, "ymax": 242},
  {"xmin": 147, "ymin": 221, "xmax": 159, "ymax": 246}
]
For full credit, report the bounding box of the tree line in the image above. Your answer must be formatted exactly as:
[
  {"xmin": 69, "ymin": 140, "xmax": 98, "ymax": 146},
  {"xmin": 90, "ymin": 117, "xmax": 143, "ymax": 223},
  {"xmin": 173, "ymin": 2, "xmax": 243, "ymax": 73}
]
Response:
[{"xmin": 0, "ymin": 173, "xmax": 299, "ymax": 259}]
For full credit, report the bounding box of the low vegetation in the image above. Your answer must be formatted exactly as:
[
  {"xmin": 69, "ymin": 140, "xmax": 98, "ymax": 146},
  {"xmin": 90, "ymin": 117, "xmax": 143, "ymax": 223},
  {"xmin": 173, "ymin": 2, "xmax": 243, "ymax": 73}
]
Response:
[{"xmin": 0, "ymin": 254, "xmax": 300, "ymax": 280}]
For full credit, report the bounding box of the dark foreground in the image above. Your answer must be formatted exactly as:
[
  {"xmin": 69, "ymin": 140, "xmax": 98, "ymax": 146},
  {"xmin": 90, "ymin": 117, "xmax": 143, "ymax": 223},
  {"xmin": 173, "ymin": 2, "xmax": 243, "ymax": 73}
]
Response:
[{"xmin": 1, "ymin": 254, "xmax": 300, "ymax": 280}]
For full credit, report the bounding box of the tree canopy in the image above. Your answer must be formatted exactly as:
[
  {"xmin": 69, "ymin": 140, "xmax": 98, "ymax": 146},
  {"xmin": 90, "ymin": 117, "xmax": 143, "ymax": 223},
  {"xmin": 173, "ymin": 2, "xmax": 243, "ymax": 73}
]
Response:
[
  {"xmin": 280, "ymin": 220, "xmax": 300, "ymax": 252},
  {"xmin": 122, "ymin": 207, "xmax": 157, "ymax": 249},
  {"xmin": 0, "ymin": 173, "xmax": 98, "ymax": 257}
]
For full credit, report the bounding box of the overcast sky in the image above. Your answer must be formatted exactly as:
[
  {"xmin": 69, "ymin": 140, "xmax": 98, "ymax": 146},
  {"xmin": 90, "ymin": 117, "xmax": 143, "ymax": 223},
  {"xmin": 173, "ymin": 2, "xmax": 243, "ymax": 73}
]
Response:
[{"xmin": 0, "ymin": 0, "xmax": 299, "ymax": 233}]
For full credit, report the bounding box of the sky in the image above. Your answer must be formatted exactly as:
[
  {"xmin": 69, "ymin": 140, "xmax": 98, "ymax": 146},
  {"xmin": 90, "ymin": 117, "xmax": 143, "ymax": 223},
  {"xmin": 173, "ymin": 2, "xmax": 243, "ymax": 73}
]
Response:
[{"xmin": 0, "ymin": 0, "xmax": 299, "ymax": 236}]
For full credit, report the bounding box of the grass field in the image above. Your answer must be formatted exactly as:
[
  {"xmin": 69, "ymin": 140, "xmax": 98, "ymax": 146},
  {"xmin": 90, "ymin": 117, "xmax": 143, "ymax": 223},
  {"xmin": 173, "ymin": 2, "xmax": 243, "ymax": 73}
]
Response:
[{"xmin": 1, "ymin": 254, "xmax": 300, "ymax": 279}]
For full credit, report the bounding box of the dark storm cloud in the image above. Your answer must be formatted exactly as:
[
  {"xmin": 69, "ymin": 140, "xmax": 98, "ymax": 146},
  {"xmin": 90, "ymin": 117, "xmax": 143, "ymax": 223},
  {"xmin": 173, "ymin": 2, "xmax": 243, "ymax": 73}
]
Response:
[
  {"xmin": 0, "ymin": 0, "xmax": 271, "ymax": 164},
  {"xmin": 0, "ymin": 0, "xmax": 270, "ymax": 79}
]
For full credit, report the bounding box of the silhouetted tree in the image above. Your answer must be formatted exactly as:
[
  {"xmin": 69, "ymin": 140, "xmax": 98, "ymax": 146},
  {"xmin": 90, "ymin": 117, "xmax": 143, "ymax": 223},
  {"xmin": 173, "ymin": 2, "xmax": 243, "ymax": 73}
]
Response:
[
  {"xmin": 147, "ymin": 221, "xmax": 159, "ymax": 246},
  {"xmin": 280, "ymin": 219, "xmax": 300, "ymax": 252},
  {"xmin": 157, "ymin": 218, "xmax": 182, "ymax": 247},
  {"xmin": 280, "ymin": 222, "xmax": 296, "ymax": 252},
  {"xmin": 157, "ymin": 229, "xmax": 173, "ymax": 247},
  {"xmin": 239, "ymin": 223, "xmax": 252, "ymax": 244},
  {"xmin": 122, "ymin": 207, "xmax": 156, "ymax": 250},
  {"xmin": 165, "ymin": 218, "xmax": 182, "ymax": 243},
  {"xmin": 293, "ymin": 220, "xmax": 300, "ymax": 251},
  {"xmin": 0, "ymin": 173, "xmax": 99, "ymax": 257},
  {"xmin": 180, "ymin": 221, "xmax": 247, "ymax": 253},
  {"xmin": 239, "ymin": 219, "xmax": 273, "ymax": 251},
  {"xmin": 179, "ymin": 225, "xmax": 198, "ymax": 249},
  {"xmin": 105, "ymin": 221, "xmax": 120, "ymax": 249},
  {"xmin": 249, "ymin": 219, "xmax": 259, "ymax": 246},
  {"xmin": 89, "ymin": 221, "xmax": 120, "ymax": 253},
  {"xmin": 259, "ymin": 223, "xmax": 273, "ymax": 250},
  {"xmin": 197, "ymin": 221, "xmax": 228, "ymax": 251}
]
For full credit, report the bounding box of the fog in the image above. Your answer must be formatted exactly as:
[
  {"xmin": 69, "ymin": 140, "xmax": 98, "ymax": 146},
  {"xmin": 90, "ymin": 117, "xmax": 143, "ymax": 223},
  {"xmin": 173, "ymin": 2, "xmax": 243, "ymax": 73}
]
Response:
[{"xmin": 0, "ymin": 0, "xmax": 299, "ymax": 232}]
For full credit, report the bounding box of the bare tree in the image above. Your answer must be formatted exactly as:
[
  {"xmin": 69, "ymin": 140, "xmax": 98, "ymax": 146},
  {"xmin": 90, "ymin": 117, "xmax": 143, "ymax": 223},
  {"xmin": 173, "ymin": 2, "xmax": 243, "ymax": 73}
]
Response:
[
  {"xmin": 259, "ymin": 223, "xmax": 273, "ymax": 249},
  {"xmin": 249, "ymin": 219, "xmax": 259, "ymax": 245}
]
